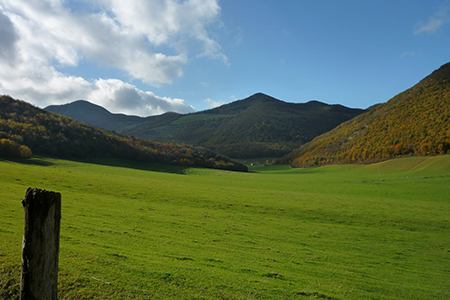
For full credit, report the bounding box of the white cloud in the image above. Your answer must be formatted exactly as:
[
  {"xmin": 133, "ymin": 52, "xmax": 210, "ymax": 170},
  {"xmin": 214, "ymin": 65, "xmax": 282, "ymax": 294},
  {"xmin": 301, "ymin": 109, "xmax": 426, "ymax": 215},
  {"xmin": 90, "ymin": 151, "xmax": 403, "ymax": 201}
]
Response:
[
  {"xmin": 89, "ymin": 79, "xmax": 195, "ymax": 116},
  {"xmin": 0, "ymin": 58, "xmax": 195, "ymax": 116},
  {"xmin": 0, "ymin": 0, "xmax": 224, "ymax": 115},
  {"xmin": 104, "ymin": 0, "xmax": 222, "ymax": 50},
  {"xmin": 415, "ymin": 19, "xmax": 444, "ymax": 34},
  {"xmin": 414, "ymin": 4, "xmax": 450, "ymax": 34},
  {"xmin": 204, "ymin": 98, "xmax": 225, "ymax": 108}
]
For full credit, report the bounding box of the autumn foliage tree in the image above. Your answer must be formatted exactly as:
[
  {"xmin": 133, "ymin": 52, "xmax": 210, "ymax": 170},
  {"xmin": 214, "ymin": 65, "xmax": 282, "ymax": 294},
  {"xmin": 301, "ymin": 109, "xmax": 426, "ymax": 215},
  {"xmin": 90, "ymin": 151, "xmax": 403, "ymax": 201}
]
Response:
[
  {"xmin": 0, "ymin": 138, "xmax": 32, "ymax": 158},
  {"xmin": 277, "ymin": 62, "xmax": 450, "ymax": 168},
  {"xmin": 0, "ymin": 96, "xmax": 247, "ymax": 172}
]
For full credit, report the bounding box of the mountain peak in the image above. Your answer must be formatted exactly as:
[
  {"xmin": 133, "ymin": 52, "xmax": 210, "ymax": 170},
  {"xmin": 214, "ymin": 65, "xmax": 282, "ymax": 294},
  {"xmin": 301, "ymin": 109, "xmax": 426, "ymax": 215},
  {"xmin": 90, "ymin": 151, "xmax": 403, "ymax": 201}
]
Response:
[
  {"xmin": 246, "ymin": 92, "xmax": 282, "ymax": 102},
  {"xmin": 46, "ymin": 100, "xmax": 144, "ymax": 131},
  {"xmin": 45, "ymin": 93, "xmax": 364, "ymax": 159},
  {"xmin": 2, "ymin": 95, "xmax": 248, "ymax": 171},
  {"xmin": 46, "ymin": 100, "xmax": 111, "ymax": 116},
  {"xmin": 425, "ymin": 61, "xmax": 450, "ymax": 82}
]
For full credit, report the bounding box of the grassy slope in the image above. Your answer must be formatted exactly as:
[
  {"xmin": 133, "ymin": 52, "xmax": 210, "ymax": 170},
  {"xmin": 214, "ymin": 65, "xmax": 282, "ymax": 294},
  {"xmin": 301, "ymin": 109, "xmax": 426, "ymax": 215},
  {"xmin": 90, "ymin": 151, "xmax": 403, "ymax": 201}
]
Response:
[{"xmin": 1, "ymin": 156, "xmax": 449, "ymax": 299}]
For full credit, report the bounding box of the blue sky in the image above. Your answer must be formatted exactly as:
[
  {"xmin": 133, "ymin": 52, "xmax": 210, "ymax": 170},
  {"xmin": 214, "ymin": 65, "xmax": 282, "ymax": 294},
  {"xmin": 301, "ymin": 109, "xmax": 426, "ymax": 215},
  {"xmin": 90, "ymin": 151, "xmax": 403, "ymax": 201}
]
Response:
[{"xmin": 0, "ymin": 0, "xmax": 449, "ymax": 116}]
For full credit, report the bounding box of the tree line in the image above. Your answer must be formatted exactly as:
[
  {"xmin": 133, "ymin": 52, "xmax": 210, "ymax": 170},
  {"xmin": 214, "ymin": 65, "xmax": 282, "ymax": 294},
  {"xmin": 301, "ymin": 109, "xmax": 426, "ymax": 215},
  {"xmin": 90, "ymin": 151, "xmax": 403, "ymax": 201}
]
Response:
[{"xmin": 0, "ymin": 96, "xmax": 247, "ymax": 172}]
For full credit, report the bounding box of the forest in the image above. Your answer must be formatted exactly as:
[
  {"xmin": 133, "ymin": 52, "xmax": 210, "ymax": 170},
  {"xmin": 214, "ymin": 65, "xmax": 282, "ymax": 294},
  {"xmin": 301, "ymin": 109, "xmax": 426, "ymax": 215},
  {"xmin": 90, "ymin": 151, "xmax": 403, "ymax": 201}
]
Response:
[
  {"xmin": 0, "ymin": 96, "xmax": 247, "ymax": 172},
  {"xmin": 277, "ymin": 62, "xmax": 450, "ymax": 167},
  {"xmin": 47, "ymin": 93, "xmax": 365, "ymax": 159}
]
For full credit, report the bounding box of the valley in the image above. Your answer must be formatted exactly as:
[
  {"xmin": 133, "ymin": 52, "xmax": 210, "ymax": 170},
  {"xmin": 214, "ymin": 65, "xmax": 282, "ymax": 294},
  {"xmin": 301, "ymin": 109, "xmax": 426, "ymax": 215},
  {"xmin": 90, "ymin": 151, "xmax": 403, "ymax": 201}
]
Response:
[
  {"xmin": 2, "ymin": 62, "xmax": 450, "ymax": 299},
  {"xmin": 46, "ymin": 93, "xmax": 365, "ymax": 159},
  {"xmin": 1, "ymin": 1, "xmax": 450, "ymax": 299}
]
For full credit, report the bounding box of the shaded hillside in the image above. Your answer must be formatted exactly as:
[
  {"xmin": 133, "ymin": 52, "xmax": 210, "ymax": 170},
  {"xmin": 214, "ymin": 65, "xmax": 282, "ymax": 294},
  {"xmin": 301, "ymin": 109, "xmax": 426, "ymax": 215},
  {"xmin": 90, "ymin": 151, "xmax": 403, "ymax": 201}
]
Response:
[
  {"xmin": 0, "ymin": 96, "xmax": 247, "ymax": 172},
  {"xmin": 277, "ymin": 62, "xmax": 450, "ymax": 168},
  {"xmin": 46, "ymin": 100, "xmax": 149, "ymax": 132},
  {"xmin": 47, "ymin": 93, "xmax": 365, "ymax": 158}
]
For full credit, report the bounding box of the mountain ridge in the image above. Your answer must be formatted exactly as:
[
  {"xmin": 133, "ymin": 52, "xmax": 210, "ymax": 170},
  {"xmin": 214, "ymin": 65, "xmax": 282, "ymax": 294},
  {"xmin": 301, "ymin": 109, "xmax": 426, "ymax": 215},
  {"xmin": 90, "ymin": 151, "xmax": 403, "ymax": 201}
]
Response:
[
  {"xmin": 46, "ymin": 100, "xmax": 148, "ymax": 132},
  {"xmin": 0, "ymin": 95, "xmax": 248, "ymax": 171},
  {"xmin": 46, "ymin": 93, "xmax": 366, "ymax": 159},
  {"xmin": 276, "ymin": 62, "xmax": 450, "ymax": 167}
]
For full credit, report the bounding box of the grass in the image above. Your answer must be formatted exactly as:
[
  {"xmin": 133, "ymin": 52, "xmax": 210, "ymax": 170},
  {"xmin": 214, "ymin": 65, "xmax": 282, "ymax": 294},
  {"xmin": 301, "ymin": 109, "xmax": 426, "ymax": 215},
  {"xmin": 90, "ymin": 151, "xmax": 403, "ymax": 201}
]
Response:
[
  {"xmin": 1, "ymin": 155, "xmax": 449, "ymax": 299},
  {"xmin": 171, "ymin": 113, "xmax": 233, "ymax": 125}
]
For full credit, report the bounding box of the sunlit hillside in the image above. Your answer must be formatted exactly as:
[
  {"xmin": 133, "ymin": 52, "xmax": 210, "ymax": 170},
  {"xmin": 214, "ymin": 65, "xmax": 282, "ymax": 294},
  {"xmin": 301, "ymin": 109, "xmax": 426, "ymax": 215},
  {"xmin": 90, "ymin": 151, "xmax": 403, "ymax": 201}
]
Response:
[{"xmin": 277, "ymin": 62, "xmax": 450, "ymax": 167}]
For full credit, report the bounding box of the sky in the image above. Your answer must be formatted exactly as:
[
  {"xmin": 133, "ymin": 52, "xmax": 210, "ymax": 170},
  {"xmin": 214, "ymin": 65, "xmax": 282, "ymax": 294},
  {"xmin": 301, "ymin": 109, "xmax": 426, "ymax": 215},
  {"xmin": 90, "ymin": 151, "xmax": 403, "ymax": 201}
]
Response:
[{"xmin": 0, "ymin": 0, "xmax": 449, "ymax": 117}]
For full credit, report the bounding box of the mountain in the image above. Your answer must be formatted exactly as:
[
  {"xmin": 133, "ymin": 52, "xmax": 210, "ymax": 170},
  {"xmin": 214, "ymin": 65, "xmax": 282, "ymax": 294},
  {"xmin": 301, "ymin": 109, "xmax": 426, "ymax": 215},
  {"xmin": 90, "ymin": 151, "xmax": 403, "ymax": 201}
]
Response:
[
  {"xmin": 277, "ymin": 62, "xmax": 450, "ymax": 168},
  {"xmin": 45, "ymin": 100, "xmax": 148, "ymax": 132},
  {"xmin": 46, "ymin": 93, "xmax": 365, "ymax": 159},
  {"xmin": 0, "ymin": 96, "xmax": 247, "ymax": 172}
]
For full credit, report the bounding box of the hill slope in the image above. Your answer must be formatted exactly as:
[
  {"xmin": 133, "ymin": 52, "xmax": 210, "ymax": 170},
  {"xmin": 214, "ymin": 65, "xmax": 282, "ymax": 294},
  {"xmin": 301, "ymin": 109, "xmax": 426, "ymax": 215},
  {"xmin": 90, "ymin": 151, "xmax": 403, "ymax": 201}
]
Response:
[
  {"xmin": 0, "ymin": 96, "xmax": 247, "ymax": 171},
  {"xmin": 46, "ymin": 100, "xmax": 147, "ymax": 132},
  {"xmin": 277, "ymin": 62, "xmax": 450, "ymax": 167},
  {"xmin": 46, "ymin": 93, "xmax": 365, "ymax": 158}
]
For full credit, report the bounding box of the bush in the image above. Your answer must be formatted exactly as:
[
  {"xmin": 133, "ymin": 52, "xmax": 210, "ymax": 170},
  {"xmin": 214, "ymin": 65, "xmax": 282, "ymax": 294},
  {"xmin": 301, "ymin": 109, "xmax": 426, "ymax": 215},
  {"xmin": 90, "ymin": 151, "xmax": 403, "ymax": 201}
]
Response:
[{"xmin": 0, "ymin": 138, "xmax": 32, "ymax": 158}]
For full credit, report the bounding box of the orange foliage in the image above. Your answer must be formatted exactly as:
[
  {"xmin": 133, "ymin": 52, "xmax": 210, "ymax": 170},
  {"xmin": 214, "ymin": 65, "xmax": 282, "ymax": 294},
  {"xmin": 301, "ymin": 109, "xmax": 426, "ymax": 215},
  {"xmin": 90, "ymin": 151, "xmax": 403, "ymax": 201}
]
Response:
[{"xmin": 279, "ymin": 62, "xmax": 450, "ymax": 167}]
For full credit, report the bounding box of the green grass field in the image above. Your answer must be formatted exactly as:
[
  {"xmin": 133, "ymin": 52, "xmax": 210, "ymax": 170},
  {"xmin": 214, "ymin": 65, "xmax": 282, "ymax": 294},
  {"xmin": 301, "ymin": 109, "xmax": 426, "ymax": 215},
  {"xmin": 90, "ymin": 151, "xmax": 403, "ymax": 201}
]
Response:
[{"xmin": 1, "ymin": 156, "xmax": 449, "ymax": 299}]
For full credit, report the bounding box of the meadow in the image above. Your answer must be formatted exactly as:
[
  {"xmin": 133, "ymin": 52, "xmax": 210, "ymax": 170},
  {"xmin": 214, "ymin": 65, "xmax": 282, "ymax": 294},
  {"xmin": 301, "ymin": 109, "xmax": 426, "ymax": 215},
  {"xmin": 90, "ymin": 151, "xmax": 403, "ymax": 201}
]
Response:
[{"xmin": 1, "ymin": 156, "xmax": 449, "ymax": 299}]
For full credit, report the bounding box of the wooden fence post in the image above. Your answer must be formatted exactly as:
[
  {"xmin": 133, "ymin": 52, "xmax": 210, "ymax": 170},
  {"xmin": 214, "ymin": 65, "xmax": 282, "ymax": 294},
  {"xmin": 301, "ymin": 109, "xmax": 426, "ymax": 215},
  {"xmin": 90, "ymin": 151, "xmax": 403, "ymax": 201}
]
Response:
[{"xmin": 20, "ymin": 188, "xmax": 61, "ymax": 300}]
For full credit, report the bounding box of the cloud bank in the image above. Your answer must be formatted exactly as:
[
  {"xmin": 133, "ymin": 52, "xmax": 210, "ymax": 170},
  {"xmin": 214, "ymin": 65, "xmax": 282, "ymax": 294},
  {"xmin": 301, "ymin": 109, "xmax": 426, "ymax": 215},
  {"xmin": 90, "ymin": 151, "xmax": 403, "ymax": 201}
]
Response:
[{"xmin": 0, "ymin": 0, "xmax": 224, "ymax": 116}]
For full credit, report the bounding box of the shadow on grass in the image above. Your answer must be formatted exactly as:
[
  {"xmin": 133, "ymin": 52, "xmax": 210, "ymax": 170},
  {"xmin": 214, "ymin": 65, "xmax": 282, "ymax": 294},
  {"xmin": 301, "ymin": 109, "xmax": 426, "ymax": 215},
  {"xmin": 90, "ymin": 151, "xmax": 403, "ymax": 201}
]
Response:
[
  {"xmin": 78, "ymin": 157, "xmax": 190, "ymax": 174},
  {"xmin": 1, "ymin": 155, "xmax": 190, "ymax": 174},
  {"xmin": 0, "ymin": 156, "xmax": 55, "ymax": 167}
]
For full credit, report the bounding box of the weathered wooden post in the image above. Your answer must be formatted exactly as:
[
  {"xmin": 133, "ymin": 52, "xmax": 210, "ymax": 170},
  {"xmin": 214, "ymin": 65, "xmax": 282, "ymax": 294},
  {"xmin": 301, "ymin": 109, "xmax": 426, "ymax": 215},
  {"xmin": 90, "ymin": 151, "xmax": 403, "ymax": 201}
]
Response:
[{"xmin": 20, "ymin": 188, "xmax": 61, "ymax": 300}]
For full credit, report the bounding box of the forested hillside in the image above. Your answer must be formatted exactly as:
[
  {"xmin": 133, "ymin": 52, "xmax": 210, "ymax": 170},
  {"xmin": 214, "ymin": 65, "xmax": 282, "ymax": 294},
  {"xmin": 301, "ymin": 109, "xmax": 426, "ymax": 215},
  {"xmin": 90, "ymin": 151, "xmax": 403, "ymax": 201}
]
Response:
[
  {"xmin": 47, "ymin": 93, "xmax": 365, "ymax": 158},
  {"xmin": 277, "ymin": 62, "xmax": 450, "ymax": 167},
  {"xmin": 0, "ymin": 96, "xmax": 247, "ymax": 172}
]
